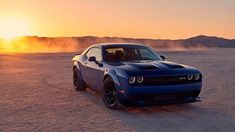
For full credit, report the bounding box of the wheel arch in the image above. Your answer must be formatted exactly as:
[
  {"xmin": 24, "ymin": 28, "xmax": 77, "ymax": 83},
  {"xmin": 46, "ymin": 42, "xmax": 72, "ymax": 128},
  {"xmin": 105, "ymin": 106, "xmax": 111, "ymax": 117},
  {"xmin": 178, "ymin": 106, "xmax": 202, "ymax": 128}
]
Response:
[
  {"xmin": 102, "ymin": 70, "xmax": 121, "ymax": 88},
  {"xmin": 73, "ymin": 61, "xmax": 81, "ymax": 71}
]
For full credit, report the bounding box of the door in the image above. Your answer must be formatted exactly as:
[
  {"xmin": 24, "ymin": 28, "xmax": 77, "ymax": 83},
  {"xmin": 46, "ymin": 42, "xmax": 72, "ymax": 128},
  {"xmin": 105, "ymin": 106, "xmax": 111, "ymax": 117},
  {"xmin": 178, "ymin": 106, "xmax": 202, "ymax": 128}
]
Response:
[{"xmin": 82, "ymin": 47, "xmax": 103, "ymax": 90}]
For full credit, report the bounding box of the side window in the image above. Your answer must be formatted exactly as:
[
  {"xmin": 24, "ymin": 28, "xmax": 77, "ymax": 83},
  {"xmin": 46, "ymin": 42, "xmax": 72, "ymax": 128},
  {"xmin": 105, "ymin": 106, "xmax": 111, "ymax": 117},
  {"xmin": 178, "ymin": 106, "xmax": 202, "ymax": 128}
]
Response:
[
  {"xmin": 90, "ymin": 48, "xmax": 102, "ymax": 62},
  {"xmin": 84, "ymin": 48, "xmax": 94, "ymax": 58},
  {"xmin": 85, "ymin": 47, "xmax": 102, "ymax": 62}
]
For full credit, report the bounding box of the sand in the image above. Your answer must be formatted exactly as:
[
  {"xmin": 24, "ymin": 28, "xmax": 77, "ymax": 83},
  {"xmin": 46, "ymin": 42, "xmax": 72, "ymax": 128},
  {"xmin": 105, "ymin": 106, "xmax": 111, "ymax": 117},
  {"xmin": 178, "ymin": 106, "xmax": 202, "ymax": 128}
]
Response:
[{"xmin": 0, "ymin": 48, "xmax": 235, "ymax": 131}]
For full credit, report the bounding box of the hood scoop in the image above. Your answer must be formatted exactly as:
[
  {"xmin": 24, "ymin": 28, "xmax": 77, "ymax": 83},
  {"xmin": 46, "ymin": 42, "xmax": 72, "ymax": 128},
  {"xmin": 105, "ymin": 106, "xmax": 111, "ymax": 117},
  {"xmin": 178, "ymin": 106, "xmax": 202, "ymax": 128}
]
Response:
[
  {"xmin": 129, "ymin": 63, "xmax": 160, "ymax": 71},
  {"xmin": 160, "ymin": 62, "xmax": 184, "ymax": 69},
  {"xmin": 143, "ymin": 65, "xmax": 159, "ymax": 70}
]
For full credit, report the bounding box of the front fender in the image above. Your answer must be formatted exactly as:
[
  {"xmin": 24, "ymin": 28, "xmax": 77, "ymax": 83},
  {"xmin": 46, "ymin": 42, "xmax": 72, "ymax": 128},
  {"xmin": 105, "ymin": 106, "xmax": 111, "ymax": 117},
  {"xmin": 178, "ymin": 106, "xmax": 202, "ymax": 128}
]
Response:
[
  {"xmin": 73, "ymin": 61, "xmax": 81, "ymax": 71},
  {"xmin": 103, "ymin": 69, "xmax": 120, "ymax": 87},
  {"xmin": 103, "ymin": 69, "xmax": 129, "ymax": 91}
]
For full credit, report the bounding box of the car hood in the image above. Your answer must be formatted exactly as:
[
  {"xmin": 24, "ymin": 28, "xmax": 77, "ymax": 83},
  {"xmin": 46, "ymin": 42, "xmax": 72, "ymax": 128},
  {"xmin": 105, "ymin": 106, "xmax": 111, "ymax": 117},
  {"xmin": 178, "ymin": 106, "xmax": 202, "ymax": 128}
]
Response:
[{"xmin": 107, "ymin": 60, "xmax": 199, "ymax": 76}]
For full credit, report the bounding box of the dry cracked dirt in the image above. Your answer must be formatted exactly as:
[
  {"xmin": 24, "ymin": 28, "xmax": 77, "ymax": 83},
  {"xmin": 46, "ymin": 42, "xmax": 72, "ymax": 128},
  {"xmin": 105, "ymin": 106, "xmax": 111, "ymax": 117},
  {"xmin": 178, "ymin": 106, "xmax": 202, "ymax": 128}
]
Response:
[{"xmin": 0, "ymin": 48, "xmax": 235, "ymax": 132}]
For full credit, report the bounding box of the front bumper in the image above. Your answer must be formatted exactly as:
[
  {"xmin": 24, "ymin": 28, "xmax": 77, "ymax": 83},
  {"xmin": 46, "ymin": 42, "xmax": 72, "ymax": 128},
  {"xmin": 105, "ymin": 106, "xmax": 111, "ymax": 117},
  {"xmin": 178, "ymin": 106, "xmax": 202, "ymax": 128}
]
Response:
[{"xmin": 116, "ymin": 77, "xmax": 202, "ymax": 105}]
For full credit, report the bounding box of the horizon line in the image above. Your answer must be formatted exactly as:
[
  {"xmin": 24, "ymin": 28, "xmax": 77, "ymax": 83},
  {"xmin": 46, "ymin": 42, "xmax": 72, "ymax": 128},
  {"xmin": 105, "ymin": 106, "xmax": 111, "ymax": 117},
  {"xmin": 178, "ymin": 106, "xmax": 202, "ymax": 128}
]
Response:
[{"xmin": 0, "ymin": 34, "xmax": 234, "ymax": 41}]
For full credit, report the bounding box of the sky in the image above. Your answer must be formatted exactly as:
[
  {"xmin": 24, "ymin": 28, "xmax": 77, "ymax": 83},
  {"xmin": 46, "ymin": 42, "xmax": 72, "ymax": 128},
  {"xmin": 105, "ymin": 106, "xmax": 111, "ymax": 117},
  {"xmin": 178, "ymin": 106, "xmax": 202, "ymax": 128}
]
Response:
[{"xmin": 0, "ymin": 0, "xmax": 234, "ymax": 39}]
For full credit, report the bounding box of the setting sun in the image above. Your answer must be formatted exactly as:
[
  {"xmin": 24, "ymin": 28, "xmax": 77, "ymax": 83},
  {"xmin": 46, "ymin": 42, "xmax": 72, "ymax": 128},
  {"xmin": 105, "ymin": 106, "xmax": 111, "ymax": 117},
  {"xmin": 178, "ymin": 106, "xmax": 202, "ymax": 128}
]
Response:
[{"xmin": 0, "ymin": 17, "xmax": 31, "ymax": 40}]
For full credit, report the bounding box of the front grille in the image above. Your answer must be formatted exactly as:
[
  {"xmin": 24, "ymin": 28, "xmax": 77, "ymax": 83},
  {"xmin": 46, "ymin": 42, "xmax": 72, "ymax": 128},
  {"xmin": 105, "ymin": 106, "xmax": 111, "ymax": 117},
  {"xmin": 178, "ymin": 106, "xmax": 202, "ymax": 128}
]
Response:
[{"xmin": 131, "ymin": 75, "xmax": 201, "ymax": 86}]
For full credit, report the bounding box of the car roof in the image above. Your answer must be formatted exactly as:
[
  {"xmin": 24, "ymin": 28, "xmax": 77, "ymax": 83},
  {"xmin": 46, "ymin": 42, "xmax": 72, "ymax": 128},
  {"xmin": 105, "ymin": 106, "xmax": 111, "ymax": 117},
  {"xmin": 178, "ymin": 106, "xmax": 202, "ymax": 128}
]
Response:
[{"xmin": 92, "ymin": 43, "xmax": 146, "ymax": 48}]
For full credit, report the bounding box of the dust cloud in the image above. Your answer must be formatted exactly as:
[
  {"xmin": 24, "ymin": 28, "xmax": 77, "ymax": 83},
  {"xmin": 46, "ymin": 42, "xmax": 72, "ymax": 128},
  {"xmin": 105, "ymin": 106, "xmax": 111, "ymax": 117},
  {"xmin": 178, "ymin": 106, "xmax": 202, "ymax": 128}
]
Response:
[
  {"xmin": 0, "ymin": 37, "xmax": 84, "ymax": 53},
  {"xmin": 0, "ymin": 36, "xmax": 208, "ymax": 53}
]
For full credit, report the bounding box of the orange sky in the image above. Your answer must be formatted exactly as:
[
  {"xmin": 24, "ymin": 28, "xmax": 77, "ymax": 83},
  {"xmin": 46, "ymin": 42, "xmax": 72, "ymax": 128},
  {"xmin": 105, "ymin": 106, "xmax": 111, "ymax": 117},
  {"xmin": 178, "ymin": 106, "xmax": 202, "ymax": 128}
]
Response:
[{"xmin": 0, "ymin": 0, "xmax": 235, "ymax": 39}]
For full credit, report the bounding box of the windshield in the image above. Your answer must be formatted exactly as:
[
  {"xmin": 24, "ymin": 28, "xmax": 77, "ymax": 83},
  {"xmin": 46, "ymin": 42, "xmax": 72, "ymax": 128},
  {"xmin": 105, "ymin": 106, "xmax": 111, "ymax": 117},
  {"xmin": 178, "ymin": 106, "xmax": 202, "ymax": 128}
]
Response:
[{"xmin": 103, "ymin": 46, "xmax": 161, "ymax": 62}]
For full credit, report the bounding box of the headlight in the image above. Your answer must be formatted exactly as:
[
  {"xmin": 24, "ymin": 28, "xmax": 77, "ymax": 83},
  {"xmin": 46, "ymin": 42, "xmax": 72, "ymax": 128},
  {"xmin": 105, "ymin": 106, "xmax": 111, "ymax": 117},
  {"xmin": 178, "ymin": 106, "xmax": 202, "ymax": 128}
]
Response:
[
  {"xmin": 136, "ymin": 76, "xmax": 144, "ymax": 83},
  {"xmin": 187, "ymin": 74, "xmax": 193, "ymax": 80},
  {"xmin": 128, "ymin": 77, "xmax": 136, "ymax": 84},
  {"xmin": 194, "ymin": 74, "xmax": 200, "ymax": 80}
]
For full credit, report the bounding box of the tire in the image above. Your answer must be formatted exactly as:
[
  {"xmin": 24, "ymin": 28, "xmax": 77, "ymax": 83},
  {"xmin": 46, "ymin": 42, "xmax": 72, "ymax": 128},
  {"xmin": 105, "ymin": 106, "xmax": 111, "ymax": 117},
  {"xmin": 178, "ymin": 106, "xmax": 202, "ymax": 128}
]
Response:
[
  {"xmin": 73, "ymin": 67, "xmax": 86, "ymax": 91},
  {"xmin": 102, "ymin": 77, "xmax": 122, "ymax": 110}
]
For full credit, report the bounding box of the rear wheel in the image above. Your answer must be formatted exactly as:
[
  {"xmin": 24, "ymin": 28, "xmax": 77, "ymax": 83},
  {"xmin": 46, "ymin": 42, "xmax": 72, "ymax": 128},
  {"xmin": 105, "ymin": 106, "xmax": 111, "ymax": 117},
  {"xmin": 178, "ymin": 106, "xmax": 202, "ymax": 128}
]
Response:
[
  {"xmin": 103, "ymin": 77, "xmax": 122, "ymax": 110},
  {"xmin": 73, "ymin": 67, "xmax": 86, "ymax": 91}
]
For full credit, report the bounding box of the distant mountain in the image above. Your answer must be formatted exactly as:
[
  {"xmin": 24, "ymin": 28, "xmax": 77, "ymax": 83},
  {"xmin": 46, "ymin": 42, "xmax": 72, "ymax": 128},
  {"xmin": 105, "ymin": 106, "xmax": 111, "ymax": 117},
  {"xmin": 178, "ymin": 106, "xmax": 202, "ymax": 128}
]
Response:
[
  {"xmin": 76, "ymin": 35, "xmax": 235, "ymax": 48},
  {"xmin": 0, "ymin": 35, "xmax": 234, "ymax": 52},
  {"xmin": 181, "ymin": 35, "xmax": 235, "ymax": 48}
]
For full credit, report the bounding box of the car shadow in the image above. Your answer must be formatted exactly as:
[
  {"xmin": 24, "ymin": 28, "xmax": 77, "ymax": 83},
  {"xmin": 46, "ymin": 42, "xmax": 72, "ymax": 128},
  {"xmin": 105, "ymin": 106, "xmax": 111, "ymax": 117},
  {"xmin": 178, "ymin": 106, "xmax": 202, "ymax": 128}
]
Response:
[
  {"xmin": 121, "ymin": 103, "xmax": 199, "ymax": 115},
  {"xmin": 78, "ymin": 88, "xmax": 200, "ymax": 115},
  {"xmin": 76, "ymin": 88, "xmax": 235, "ymax": 132}
]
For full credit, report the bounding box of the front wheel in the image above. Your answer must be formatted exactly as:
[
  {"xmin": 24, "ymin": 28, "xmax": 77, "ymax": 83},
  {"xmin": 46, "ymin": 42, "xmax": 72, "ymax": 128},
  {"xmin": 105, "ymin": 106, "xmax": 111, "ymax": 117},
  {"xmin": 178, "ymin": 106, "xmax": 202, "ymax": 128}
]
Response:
[
  {"xmin": 73, "ymin": 68, "xmax": 86, "ymax": 91},
  {"xmin": 102, "ymin": 77, "xmax": 122, "ymax": 110}
]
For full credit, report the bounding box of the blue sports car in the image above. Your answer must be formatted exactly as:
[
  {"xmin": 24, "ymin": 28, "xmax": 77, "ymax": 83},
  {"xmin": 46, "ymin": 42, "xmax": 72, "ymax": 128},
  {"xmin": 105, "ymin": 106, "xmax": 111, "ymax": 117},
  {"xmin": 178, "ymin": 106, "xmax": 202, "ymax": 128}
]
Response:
[{"xmin": 72, "ymin": 43, "xmax": 202, "ymax": 109}]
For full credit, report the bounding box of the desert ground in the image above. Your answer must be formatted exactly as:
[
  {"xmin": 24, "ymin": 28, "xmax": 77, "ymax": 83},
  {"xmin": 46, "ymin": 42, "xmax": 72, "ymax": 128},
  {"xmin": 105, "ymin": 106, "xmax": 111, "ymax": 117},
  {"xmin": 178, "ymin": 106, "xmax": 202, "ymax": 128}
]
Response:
[{"xmin": 0, "ymin": 48, "xmax": 235, "ymax": 132}]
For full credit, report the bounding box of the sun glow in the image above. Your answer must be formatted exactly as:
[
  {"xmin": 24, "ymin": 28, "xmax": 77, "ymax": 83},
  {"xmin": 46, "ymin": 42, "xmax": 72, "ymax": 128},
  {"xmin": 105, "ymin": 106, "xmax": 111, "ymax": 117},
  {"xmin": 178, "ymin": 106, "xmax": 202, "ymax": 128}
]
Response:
[{"xmin": 0, "ymin": 17, "xmax": 32, "ymax": 40}]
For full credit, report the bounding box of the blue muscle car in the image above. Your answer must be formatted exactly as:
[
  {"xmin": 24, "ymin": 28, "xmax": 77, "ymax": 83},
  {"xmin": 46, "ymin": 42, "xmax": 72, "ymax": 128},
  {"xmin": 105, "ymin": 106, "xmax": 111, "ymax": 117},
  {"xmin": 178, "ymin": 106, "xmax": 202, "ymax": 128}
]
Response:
[{"xmin": 72, "ymin": 43, "xmax": 202, "ymax": 109}]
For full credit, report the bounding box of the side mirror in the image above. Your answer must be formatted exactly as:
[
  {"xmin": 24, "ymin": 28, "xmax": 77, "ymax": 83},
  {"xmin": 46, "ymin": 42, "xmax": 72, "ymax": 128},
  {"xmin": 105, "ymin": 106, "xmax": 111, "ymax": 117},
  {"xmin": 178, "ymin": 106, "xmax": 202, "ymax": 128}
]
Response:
[
  {"xmin": 160, "ymin": 55, "xmax": 166, "ymax": 60},
  {"xmin": 88, "ymin": 56, "xmax": 96, "ymax": 62}
]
